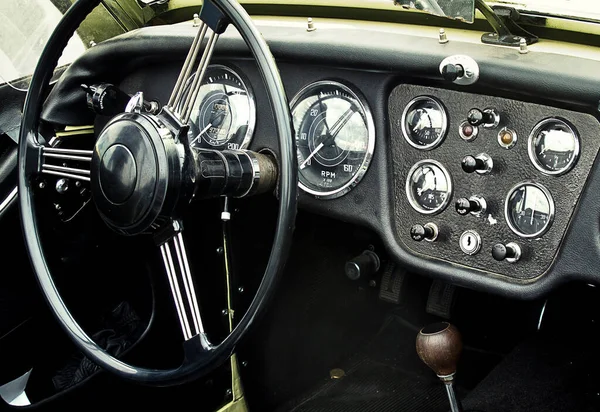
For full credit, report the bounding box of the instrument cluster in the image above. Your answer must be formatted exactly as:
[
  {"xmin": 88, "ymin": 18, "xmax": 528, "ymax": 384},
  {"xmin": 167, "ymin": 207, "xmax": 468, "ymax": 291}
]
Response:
[{"xmin": 388, "ymin": 84, "xmax": 600, "ymax": 280}]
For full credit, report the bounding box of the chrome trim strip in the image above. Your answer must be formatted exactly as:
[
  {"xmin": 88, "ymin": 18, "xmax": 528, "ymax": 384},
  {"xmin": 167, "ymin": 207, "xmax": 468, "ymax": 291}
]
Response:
[
  {"xmin": 181, "ymin": 31, "xmax": 220, "ymax": 124},
  {"xmin": 173, "ymin": 232, "xmax": 204, "ymax": 334},
  {"xmin": 161, "ymin": 243, "xmax": 193, "ymax": 340},
  {"xmin": 42, "ymin": 164, "xmax": 90, "ymax": 176},
  {"xmin": 0, "ymin": 187, "xmax": 18, "ymax": 214},
  {"xmin": 41, "ymin": 170, "xmax": 91, "ymax": 182},
  {"xmin": 169, "ymin": 22, "xmax": 208, "ymax": 108}
]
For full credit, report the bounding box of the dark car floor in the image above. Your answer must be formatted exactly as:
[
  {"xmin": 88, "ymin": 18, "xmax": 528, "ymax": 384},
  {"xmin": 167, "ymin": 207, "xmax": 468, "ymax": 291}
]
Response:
[{"xmin": 240, "ymin": 212, "xmax": 600, "ymax": 412}]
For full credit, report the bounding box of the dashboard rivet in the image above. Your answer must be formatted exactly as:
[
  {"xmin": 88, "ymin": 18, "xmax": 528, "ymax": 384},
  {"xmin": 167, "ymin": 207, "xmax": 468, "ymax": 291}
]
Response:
[
  {"xmin": 519, "ymin": 38, "xmax": 529, "ymax": 54},
  {"xmin": 307, "ymin": 17, "xmax": 316, "ymax": 32},
  {"xmin": 439, "ymin": 28, "xmax": 449, "ymax": 44}
]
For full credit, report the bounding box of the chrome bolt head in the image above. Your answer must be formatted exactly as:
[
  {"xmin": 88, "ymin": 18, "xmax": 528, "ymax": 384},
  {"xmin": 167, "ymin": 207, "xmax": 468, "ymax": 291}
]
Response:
[
  {"xmin": 55, "ymin": 178, "xmax": 69, "ymax": 194},
  {"xmin": 439, "ymin": 28, "xmax": 449, "ymax": 44}
]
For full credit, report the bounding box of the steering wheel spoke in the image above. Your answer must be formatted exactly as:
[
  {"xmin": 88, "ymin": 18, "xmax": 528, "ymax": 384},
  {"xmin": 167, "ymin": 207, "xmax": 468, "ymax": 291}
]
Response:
[
  {"xmin": 40, "ymin": 147, "xmax": 93, "ymax": 181},
  {"xmin": 158, "ymin": 221, "xmax": 207, "ymax": 343},
  {"xmin": 167, "ymin": 3, "xmax": 226, "ymax": 125}
]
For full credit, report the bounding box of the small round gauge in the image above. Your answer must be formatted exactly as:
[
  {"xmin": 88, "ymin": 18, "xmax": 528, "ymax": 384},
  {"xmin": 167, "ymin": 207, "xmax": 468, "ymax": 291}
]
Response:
[
  {"xmin": 528, "ymin": 118, "xmax": 579, "ymax": 176},
  {"xmin": 406, "ymin": 160, "xmax": 452, "ymax": 215},
  {"xmin": 291, "ymin": 81, "xmax": 375, "ymax": 199},
  {"xmin": 184, "ymin": 65, "xmax": 255, "ymax": 150},
  {"xmin": 505, "ymin": 182, "xmax": 555, "ymax": 238},
  {"xmin": 401, "ymin": 96, "xmax": 448, "ymax": 150}
]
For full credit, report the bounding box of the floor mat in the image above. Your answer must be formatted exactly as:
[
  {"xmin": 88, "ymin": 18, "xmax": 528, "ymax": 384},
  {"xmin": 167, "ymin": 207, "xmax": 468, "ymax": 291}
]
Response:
[
  {"xmin": 287, "ymin": 357, "xmax": 447, "ymax": 412},
  {"xmin": 282, "ymin": 314, "xmax": 499, "ymax": 412},
  {"xmin": 462, "ymin": 332, "xmax": 600, "ymax": 412}
]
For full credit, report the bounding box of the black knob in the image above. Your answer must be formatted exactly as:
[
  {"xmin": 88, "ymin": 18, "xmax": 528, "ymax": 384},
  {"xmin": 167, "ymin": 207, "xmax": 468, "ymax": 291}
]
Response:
[
  {"xmin": 441, "ymin": 64, "xmax": 465, "ymax": 82},
  {"xmin": 81, "ymin": 83, "xmax": 131, "ymax": 117},
  {"xmin": 410, "ymin": 223, "xmax": 437, "ymax": 242},
  {"xmin": 461, "ymin": 155, "xmax": 486, "ymax": 173},
  {"xmin": 492, "ymin": 243, "xmax": 520, "ymax": 262},
  {"xmin": 345, "ymin": 250, "xmax": 380, "ymax": 280},
  {"xmin": 455, "ymin": 198, "xmax": 481, "ymax": 216},
  {"xmin": 467, "ymin": 108, "xmax": 496, "ymax": 127}
]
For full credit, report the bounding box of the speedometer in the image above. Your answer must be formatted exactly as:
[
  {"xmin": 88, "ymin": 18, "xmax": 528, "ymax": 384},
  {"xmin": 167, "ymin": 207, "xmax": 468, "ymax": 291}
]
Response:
[
  {"xmin": 291, "ymin": 81, "xmax": 375, "ymax": 199},
  {"xmin": 183, "ymin": 65, "xmax": 255, "ymax": 150}
]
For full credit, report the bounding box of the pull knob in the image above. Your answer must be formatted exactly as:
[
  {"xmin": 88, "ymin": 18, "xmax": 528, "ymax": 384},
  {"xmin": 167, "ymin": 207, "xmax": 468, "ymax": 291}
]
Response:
[
  {"xmin": 455, "ymin": 196, "xmax": 486, "ymax": 217},
  {"xmin": 461, "ymin": 153, "xmax": 493, "ymax": 174},
  {"xmin": 410, "ymin": 223, "xmax": 438, "ymax": 242},
  {"xmin": 492, "ymin": 242, "xmax": 522, "ymax": 263},
  {"xmin": 345, "ymin": 250, "xmax": 380, "ymax": 281},
  {"xmin": 441, "ymin": 63, "xmax": 465, "ymax": 82},
  {"xmin": 467, "ymin": 108, "xmax": 499, "ymax": 128}
]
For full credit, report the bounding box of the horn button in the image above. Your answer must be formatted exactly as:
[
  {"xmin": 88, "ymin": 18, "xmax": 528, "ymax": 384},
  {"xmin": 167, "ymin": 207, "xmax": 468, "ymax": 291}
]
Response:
[{"xmin": 91, "ymin": 113, "xmax": 181, "ymax": 235}]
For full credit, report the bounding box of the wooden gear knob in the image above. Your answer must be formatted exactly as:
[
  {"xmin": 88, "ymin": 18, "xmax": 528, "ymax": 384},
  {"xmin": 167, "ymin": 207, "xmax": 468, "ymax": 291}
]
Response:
[{"xmin": 416, "ymin": 322, "xmax": 462, "ymax": 379}]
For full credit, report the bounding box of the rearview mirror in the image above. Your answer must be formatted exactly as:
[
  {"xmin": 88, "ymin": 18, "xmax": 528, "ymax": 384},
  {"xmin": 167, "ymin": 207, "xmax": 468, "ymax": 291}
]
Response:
[{"xmin": 394, "ymin": 0, "xmax": 476, "ymax": 23}]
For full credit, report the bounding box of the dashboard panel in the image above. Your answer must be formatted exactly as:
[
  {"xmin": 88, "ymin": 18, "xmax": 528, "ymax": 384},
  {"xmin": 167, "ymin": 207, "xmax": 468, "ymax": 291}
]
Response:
[
  {"xmin": 389, "ymin": 84, "xmax": 600, "ymax": 280},
  {"xmin": 40, "ymin": 17, "xmax": 600, "ymax": 298}
]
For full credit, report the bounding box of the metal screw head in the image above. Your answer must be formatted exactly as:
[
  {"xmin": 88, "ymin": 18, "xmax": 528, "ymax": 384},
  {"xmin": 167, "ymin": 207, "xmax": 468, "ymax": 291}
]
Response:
[
  {"xmin": 221, "ymin": 309, "xmax": 229, "ymax": 316},
  {"xmin": 225, "ymin": 389, "xmax": 232, "ymax": 397},
  {"xmin": 75, "ymin": 181, "xmax": 82, "ymax": 188},
  {"xmin": 216, "ymin": 246, "xmax": 224, "ymax": 255},
  {"xmin": 242, "ymin": 361, "xmax": 248, "ymax": 367},
  {"xmin": 89, "ymin": 40, "xmax": 97, "ymax": 47},
  {"xmin": 238, "ymin": 287, "xmax": 244, "ymax": 293},
  {"xmin": 307, "ymin": 17, "xmax": 316, "ymax": 32},
  {"xmin": 439, "ymin": 28, "xmax": 449, "ymax": 44},
  {"xmin": 55, "ymin": 178, "xmax": 69, "ymax": 194},
  {"xmin": 54, "ymin": 203, "xmax": 62, "ymax": 211},
  {"xmin": 38, "ymin": 181, "xmax": 46, "ymax": 189},
  {"xmin": 368, "ymin": 280, "xmax": 377, "ymax": 288}
]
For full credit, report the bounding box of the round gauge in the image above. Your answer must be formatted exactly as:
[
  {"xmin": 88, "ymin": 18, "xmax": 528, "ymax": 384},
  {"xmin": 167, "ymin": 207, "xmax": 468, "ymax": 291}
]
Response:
[
  {"xmin": 401, "ymin": 96, "xmax": 448, "ymax": 150},
  {"xmin": 505, "ymin": 182, "xmax": 555, "ymax": 238},
  {"xmin": 528, "ymin": 118, "xmax": 579, "ymax": 175},
  {"xmin": 291, "ymin": 81, "xmax": 375, "ymax": 199},
  {"xmin": 184, "ymin": 65, "xmax": 255, "ymax": 150},
  {"xmin": 406, "ymin": 160, "xmax": 453, "ymax": 215}
]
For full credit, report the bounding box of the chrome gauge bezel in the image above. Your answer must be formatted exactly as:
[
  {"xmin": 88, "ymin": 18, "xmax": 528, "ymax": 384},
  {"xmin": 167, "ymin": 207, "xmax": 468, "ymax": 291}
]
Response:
[
  {"xmin": 527, "ymin": 118, "xmax": 580, "ymax": 176},
  {"xmin": 182, "ymin": 64, "xmax": 256, "ymax": 150},
  {"xmin": 405, "ymin": 159, "xmax": 453, "ymax": 215},
  {"xmin": 401, "ymin": 96, "xmax": 448, "ymax": 150},
  {"xmin": 290, "ymin": 80, "xmax": 376, "ymax": 200},
  {"xmin": 504, "ymin": 181, "xmax": 555, "ymax": 239}
]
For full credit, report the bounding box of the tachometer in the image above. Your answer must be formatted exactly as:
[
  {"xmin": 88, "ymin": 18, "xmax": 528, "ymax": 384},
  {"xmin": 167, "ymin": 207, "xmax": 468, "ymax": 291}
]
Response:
[
  {"xmin": 291, "ymin": 81, "xmax": 375, "ymax": 199},
  {"xmin": 528, "ymin": 118, "xmax": 579, "ymax": 176},
  {"xmin": 401, "ymin": 96, "xmax": 448, "ymax": 150},
  {"xmin": 406, "ymin": 160, "xmax": 453, "ymax": 215},
  {"xmin": 183, "ymin": 65, "xmax": 255, "ymax": 150}
]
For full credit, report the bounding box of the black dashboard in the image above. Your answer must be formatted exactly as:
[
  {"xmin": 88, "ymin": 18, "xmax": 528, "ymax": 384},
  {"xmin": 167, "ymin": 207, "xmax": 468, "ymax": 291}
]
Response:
[{"xmin": 40, "ymin": 17, "xmax": 600, "ymax": 299}]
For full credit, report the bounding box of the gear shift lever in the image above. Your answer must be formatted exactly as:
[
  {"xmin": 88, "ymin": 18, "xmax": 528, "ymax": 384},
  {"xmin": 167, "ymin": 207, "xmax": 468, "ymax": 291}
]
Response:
[{"xmin": 416, "ymin": 322, "xmax": 463, "ymax": 412}]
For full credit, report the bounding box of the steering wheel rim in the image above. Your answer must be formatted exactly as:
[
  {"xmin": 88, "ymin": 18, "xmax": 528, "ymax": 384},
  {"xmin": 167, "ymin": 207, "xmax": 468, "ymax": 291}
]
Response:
[{"xmin": 18, "ymin": 0, "xmax": 296, "ymax": 386}]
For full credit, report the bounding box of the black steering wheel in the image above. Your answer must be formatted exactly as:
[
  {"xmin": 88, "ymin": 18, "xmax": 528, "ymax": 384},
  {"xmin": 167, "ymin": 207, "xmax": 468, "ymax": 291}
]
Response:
[{"xmin": 18, "ymin": 0, "xmax": 296, "ymax": 386}]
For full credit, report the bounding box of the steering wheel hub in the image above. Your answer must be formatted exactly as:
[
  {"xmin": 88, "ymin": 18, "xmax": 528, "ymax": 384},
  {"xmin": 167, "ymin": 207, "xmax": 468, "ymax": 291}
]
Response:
[
  {"xmin": 91, "ymin": 112, "xmax": 182, "ymax": 235},
  {"xmin": 99, "ymin": 144, "xmax": 137, "ymax": 203}
]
